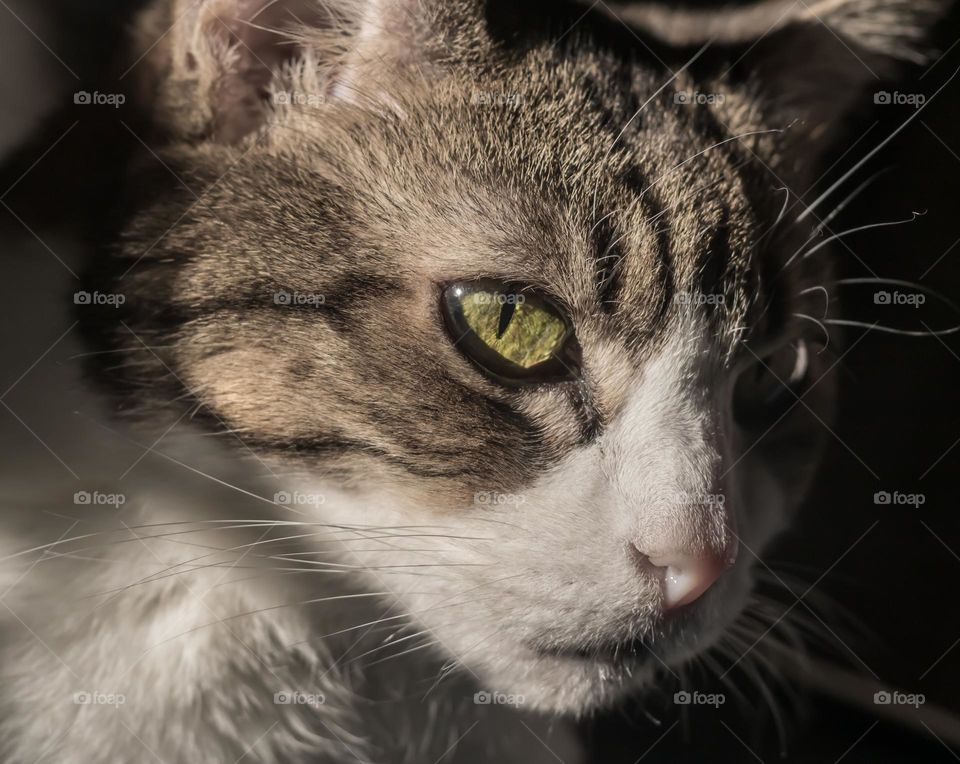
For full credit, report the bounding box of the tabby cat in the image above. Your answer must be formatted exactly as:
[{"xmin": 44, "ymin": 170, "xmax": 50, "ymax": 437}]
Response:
[{"xmin": 0, "ymin": 0, "xmax": 944, "ymax": 761}]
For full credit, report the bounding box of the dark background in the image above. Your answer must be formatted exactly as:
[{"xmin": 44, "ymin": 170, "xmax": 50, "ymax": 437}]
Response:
[{"xmin": 1, "ymin": 1, "xmax": 958, "ymax": 762}]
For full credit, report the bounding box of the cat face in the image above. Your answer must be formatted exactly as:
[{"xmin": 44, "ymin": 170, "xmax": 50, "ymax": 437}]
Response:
[{"xmin": 87, "ymin": 0, "xmax": 937, "ymax": 712}]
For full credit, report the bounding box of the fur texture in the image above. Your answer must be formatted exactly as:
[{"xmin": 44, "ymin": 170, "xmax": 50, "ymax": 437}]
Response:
[{"xmin": 0, "ymin": 0, "xmax": 945, "ymax": 760}]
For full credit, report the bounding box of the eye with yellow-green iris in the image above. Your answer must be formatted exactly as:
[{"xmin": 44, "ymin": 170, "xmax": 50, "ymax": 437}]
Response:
[{"xmin": 441, "ymin": 280, "xmax": 580, "ymax": 384}]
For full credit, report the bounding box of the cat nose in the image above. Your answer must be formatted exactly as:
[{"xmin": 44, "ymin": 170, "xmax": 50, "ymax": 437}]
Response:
[{"xmin": 645, "ymin": 551, "xmax": 731, "ymax": 610}]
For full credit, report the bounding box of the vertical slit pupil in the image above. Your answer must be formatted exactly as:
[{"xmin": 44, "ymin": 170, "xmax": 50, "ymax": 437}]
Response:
[{"xmin": 497, "ymin": 300, "xmax": 518, "ymax": 339}]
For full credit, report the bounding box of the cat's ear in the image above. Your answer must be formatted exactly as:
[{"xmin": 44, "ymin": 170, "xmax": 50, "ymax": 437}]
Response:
[
  {"xmin": 130, "ymin": 0, "xmax": 487, "ymax": 144},
  {"xmin": 330, "ymin": 0, "xmax": 490, "ymax": 105},
  {"xmin": 603, "ymin": 0, "xmax": 945, "ymax": 157}
]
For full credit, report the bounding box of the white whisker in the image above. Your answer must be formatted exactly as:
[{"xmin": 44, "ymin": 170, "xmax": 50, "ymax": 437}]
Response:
[{"xmin": 799, "ymin": 66, "xmax": 960, "ymax": 221}]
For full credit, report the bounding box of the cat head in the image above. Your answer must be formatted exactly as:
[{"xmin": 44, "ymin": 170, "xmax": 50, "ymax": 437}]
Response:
[{"xmin": 86, "ymin": 0, "xmax": 941, "ymax": 712}]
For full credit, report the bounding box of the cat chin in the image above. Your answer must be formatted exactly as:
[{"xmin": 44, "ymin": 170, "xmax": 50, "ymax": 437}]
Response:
[
  {"xmin": 471, "ymin": 651, "xmax": 657, "ymax": 715},
  {"xmin": 467, "ymin": 625, "xmax": 727, "ymax": 715},
  {"xmin": 454, "ymin": 566, "xmax": 754, "ymax": 715}
]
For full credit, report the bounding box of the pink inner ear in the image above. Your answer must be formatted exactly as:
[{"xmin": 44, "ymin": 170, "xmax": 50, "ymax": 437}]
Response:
[
  {"xmin": 205, "ymin": 0, "xmax": 331, "ymax": 143},
  {"xmin": 219, "ymin": 0, "xmax": 312, "ymax": 69}
]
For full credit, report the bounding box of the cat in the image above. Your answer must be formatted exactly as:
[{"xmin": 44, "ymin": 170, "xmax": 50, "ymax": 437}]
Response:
[{"xmin": 0, "ymin": 0, "xmax": 946, "ymax": 761}]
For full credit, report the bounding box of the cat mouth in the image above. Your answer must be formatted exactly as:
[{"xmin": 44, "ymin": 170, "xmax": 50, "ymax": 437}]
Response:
[
  {"xmin": 529, "ymin": 634, "xmax": 667, "ymax": 668},
  {"xmin": 526, "ymin": 607, "xmax": 707, "ymax": 669}
]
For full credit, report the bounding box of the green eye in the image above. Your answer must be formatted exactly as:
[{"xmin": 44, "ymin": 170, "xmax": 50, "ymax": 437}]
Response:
[{"xmin": 441, "ymin": 280, "xmax": 580, "ymax": 384}]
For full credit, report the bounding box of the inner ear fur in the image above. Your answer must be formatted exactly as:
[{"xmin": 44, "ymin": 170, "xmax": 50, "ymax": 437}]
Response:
[{"xmin": 129, "ymin": 0, "xmax": 490, "ymax": 144}]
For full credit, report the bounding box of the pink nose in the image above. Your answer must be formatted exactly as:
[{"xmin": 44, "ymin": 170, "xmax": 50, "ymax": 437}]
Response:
[{"xmin": 647, "ymin": 552, "xmax": 728, "ymax": 610}]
